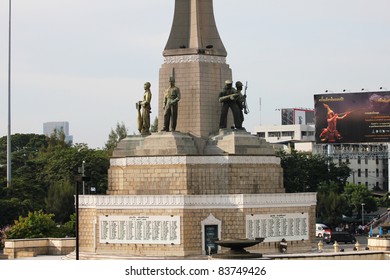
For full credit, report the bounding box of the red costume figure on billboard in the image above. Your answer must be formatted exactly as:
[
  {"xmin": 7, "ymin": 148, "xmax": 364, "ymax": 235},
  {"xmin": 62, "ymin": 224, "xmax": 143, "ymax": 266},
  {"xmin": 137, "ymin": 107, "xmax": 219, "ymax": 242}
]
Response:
[{"xmin": 320, "ymin": 103, "xmax": 351, "ymax": 142}]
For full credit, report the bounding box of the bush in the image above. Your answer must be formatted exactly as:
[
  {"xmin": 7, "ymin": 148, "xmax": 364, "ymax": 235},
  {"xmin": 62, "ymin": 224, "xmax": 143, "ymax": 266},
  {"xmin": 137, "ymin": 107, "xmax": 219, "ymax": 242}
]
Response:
[
  {"xmin": 60, "ymin": 213, "xmax": 76, "ymax": 237},
  {"xmin": 7, "ymin": 210, "xmax": 58, "ymax": 239},
  {"xmin": 4, "ymin": 210, "xmax": 76, "ymax": 240},
  {"xmin": 0, "ymin": 225, "xmax": 11, "ymax": 249}
]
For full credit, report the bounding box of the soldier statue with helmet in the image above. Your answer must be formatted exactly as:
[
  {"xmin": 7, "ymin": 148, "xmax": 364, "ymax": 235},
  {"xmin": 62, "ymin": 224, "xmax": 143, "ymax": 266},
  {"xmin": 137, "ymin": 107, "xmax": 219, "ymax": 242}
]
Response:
[
  {"xmin": 218, "ymin": 80, "xmax": 243, "ymax": 129},
  {"xmin": 235, "ymin": 81, "xmax": 249, "ymax": 129}
]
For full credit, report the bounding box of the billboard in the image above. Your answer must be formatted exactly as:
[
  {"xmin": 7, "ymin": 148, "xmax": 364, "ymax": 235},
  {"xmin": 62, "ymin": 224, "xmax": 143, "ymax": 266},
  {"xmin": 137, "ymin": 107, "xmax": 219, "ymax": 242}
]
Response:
[{"xmin": 314, "ymin": 91, "xmax": 390, "ymax": 143}]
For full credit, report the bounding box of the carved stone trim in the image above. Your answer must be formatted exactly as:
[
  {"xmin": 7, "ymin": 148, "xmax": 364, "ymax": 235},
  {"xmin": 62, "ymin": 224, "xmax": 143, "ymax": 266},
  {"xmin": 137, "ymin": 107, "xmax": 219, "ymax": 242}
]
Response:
[
  {"xmin": 110, "ymin": 155, "xmax": 280, "ymax": 166},
  {"xmin": 79, "ymin": 193, "xmax": 317, "ymax": 210},
  {"xmin": 164, "ymin": 55, "xmax": 226, "ymax": 64}
]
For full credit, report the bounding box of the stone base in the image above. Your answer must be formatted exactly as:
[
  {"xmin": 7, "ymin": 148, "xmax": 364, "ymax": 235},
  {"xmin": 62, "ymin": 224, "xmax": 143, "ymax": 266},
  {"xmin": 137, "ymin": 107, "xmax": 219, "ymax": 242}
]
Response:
[
  {"xmin": 108, "ymin": 131, "xmax": 283, "ymax": 195},
  {"xmin": 205, "ymin": 129, "xmax": 276, "ymax": 155},
  {"xmin": 368, "ymin": 237, "xmax": 390, "ymax": 251},
  {"xmin": 112, "ymin": 132, "xmax": 198, "ymax": 158},
  {"xmin": 78, "ymin": 193, "xmax": 317, "ymax": 258}
]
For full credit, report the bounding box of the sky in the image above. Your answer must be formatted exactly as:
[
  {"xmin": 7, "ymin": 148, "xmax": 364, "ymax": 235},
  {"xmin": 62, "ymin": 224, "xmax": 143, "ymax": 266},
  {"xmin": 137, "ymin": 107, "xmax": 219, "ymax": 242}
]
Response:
[{"xmin": 0, "ymin": 0, "xmax": 389, "ymax": 149}]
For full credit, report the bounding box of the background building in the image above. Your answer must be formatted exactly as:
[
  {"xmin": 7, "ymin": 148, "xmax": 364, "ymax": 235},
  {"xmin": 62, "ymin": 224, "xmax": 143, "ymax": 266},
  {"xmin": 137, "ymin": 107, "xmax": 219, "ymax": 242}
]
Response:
[{"xmin": 43, "ymin": 121, "xmax": 73, "ymax": 145}]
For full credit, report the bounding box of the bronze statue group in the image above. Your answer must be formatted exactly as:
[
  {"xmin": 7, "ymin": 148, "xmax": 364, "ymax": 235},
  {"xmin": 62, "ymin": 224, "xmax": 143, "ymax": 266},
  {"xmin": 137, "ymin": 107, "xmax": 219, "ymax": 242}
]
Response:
[
  {"xmin": 137, "ymin": 78, "xmax": 249, "ymax": 134},
  {"xmin": 218, "ymin": 80, "xmax": 248, "ymax": 130}
]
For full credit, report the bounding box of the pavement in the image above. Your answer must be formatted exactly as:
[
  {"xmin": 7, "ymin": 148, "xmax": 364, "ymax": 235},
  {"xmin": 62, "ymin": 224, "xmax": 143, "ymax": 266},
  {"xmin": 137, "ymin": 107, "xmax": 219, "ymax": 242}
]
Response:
[{"xmin": 0, "ymin": 235, "xmax": 370, "ymax": 260}]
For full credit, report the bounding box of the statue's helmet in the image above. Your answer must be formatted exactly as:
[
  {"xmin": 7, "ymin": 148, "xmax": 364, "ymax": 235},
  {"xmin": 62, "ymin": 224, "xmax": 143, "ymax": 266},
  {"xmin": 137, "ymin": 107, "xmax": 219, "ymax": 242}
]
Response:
[
  {"xmin": 169, "ymin": 76, "xmax": 175, "ymax": 83},
  {"xmin": 225, "ymin": 80, "xmax": 233, "ymax": 85},
  {"xmin": 144, "ymin": 82, "xmax": 151, "ymax": 88},
  {"xmin": 235, "ymin": 81, "xmax": 243, "ymax": 87}
]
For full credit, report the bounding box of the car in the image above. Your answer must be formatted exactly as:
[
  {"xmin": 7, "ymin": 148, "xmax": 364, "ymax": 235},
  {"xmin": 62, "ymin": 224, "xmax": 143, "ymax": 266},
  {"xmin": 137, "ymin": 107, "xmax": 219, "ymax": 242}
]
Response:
[
  {"xmin": 323, "ymin": 231, "xmax": 356, "ymax": 244},
  {"xmin": 316, "ymin": 223, "xmax": 332, "ymax": 238}
]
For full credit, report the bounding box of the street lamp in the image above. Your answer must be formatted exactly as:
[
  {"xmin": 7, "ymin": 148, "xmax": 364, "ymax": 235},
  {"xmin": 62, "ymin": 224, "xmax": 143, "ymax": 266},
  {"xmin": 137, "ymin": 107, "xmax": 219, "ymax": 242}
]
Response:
[{"xmin": 361, "ymin": 203, "xmax": 365, "ymax": 226}]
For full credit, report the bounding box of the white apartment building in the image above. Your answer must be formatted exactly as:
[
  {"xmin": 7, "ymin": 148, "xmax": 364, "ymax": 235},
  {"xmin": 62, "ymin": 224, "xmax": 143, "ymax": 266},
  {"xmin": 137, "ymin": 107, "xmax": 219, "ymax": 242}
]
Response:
[
  {"xmin": 313, "ymin": 144, "xmax": 389, "ymax": 191},
  {"xmin": 254, "ymin": 124, "xmax": 316, "ymax": 152}
]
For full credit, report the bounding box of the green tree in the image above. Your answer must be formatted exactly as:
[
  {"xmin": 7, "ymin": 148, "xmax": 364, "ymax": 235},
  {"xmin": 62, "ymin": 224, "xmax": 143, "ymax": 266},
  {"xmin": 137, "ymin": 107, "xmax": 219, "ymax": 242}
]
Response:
[
  {"xmin": 316, "ymin": 183, "xmax": 348, "ymax": 227},
  {"xmin": 150, "ymin": 116, "xmax": 158, "ymax": 132},
  {"xmin": 6, "ymin": 210, "xmax": 58, "ymax": 239},
  {"xmin": 45, "ymin": 180, "xmax": 75, "ymax": 223},
  {"xmin": 278, "ymin": 150, "xmax": 351, "ymax": 193},
  {"xmin": 105, "ymin": 122, "xmax": 127, "ymax": 152},
  {"xmin": 342, "ymin": 183, "xmax": 377, "ymax": 217},
  {"xmin": 0, "ymin": 133, "xmax": 109, "ymax": 228}
]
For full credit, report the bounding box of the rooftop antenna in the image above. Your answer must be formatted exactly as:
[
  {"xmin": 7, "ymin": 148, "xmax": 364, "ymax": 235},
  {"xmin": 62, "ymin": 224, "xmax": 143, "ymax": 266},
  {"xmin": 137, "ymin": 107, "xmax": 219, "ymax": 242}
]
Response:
[{"xmin": 259, "ymin": 97, "xmax": 262, "ymax": 125}]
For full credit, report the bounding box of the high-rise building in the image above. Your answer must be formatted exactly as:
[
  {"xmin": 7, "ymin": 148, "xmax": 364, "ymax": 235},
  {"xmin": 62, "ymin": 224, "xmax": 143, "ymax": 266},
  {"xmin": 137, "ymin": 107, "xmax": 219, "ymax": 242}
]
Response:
[{"xmin": 43, "ymin": 121, "xmax": 73, "ymax": 144}]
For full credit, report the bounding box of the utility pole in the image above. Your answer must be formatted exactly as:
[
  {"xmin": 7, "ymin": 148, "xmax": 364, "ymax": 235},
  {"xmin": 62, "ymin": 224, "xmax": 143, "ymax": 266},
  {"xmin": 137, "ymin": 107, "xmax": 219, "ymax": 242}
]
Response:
[{"xmin": 7, "ymin": 0, "xmax": 12, "ymax": 187}]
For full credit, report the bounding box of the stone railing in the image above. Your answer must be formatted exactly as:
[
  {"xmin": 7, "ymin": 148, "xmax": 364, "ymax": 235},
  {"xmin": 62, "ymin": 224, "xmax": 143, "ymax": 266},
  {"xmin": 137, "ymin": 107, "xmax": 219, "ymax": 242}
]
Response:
[{"xmin": 3, "ymin": 238, "xmax": 75, "ymax": 259}]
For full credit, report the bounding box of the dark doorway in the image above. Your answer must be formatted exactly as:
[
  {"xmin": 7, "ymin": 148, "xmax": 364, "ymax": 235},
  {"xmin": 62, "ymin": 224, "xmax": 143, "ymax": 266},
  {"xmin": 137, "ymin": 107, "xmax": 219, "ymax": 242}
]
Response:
[{"xmin": 204, "ymin": 225, "xmax": 218, "ymax": 255}]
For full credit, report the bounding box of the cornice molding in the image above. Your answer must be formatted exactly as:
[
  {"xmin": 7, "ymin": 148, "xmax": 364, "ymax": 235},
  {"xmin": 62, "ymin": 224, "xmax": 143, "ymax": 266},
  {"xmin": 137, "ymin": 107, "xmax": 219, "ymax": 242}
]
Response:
[
  {"xmin": 79, "ymin": 193, "xmax": 317, "ymax": 210},
  {"xmin": 164, "ymin": 55, "xmax": 226, "ymax": 64},
  {"xmin": 110, "ymin": 155, "xmax": 280, "ymax": 166}
]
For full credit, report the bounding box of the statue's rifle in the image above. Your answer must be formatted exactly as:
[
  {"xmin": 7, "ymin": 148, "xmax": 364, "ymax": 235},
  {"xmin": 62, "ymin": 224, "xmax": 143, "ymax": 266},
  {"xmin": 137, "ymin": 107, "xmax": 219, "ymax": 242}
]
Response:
[
  {"xmin": 219, "ymin": 93, "xmax": 239, "ymax": 103},
  {"xmin": 243, "ymin": 81, "xmax": 249, "ymax": 114}
]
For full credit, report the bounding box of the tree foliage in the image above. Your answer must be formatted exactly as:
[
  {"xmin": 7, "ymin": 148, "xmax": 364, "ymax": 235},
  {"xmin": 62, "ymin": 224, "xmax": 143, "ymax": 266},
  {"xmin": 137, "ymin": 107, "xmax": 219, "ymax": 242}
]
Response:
[
  {"xmin": 342, "ymin": 183, "xmax": 378, "ymax": 216},
  {"xmin": 45, "ymin": 180, "xmax": 75, "ymax": 223},
  {"xmin": 0, "ymin": 133, "xmax": 110, "ymax": 230},
  {"xmin": 6, "ymin": 210, "xmax": 58, "ymax": 239},
  {"xmin": 316, "ymin": 183, "xmax": 348, "ymax": 226},
  {"xmin": 150, "ymin": 117, "xmax": 158, "ymax": 132},
  {"xmin": 105, "ymin": 122, "xmax": 127, "ymax": 153},
  {"xmin": 278, "ymin": 150, "xmax": 351, "ymax": 193}
]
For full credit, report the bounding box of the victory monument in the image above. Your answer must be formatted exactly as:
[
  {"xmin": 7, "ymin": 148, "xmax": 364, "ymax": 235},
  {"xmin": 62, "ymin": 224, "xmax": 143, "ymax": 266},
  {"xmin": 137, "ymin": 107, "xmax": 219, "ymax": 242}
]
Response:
[{"xmin": 78, "ymin": 0, "xmax": 316, "ymax": 258}]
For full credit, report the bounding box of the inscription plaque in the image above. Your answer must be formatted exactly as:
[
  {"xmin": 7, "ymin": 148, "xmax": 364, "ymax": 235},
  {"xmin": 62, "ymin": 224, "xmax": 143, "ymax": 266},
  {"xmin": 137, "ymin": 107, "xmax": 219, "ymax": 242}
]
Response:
[
  {"xmin": 246, "ymin": 213, "xmax": 308, "ymax": 242},
  {"xmin": 99, "ymin": 215, "xmax": 181, "ymax": 244}
]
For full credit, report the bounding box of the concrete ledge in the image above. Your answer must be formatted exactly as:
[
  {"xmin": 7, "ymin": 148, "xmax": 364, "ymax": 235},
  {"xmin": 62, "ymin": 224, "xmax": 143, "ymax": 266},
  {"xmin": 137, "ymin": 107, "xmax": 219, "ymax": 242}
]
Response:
[
  {"xmin": 266, "ymin": 251, "xmax": 390, "ymax": 260},
  {"xmin": 368, "ymin": 237, "xmax": 390, "ymax": 251},
  {"xmin": 4, "ymin": 238, "xmax": 75, "ymax": 259}
]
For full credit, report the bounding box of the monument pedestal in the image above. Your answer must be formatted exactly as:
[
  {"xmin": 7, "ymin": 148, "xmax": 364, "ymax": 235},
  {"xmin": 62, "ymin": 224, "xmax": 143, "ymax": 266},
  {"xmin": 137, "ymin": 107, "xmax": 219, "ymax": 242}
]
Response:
[
  {"xmin": 78, "ymin": 131, "xmax": 317, "ymax": 258},
  {"xmin": 77, "ymin": 0, "xmax": 317, "ymax": 258}
]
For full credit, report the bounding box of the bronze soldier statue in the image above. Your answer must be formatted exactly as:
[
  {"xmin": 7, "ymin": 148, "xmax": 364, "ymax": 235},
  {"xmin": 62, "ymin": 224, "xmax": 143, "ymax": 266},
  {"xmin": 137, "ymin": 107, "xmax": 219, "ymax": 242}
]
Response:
[
  {"xmin": 235, "ymin": 81, "xmax": 248, "ymax": 129},
  {"xmin": 219, "ymin": 80, "xmax": 242, "ymax": 129},
  {"xmin": 137, "ymin": 82, "xmax": 152, "ymax": 134},
  {"xmin": 162, "ymin": 76, "xmax": 181, "ymax": 132}
]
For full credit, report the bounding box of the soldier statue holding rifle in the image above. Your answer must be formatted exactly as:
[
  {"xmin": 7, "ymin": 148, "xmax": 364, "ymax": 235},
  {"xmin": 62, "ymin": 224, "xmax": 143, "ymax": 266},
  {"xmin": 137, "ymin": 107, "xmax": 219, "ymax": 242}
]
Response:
[
  {"xmin": 235, "ymin": 81, "xmax": 249, "ymax": 129},
  {"xmin": 218, "ymin": 80, "xmax": 243, "ymax": 129}
]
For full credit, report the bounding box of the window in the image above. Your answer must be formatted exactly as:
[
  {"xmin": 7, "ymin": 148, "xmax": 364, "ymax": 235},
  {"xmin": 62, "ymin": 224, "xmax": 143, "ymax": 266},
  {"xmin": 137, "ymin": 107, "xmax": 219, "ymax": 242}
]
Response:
[
  {"xmin": 357, "ymin": 156, "xmax": 361, "ymax": 164},
  {"xmin": 358, "ymin": 169, "xmax": 361, "ymax": 177},
  {"xmin": 376, "ymin": 169, "xmax": 379, "ymax": 177},
  {"xmin": 365, "ymin": 169, "xmax": 368, "ymax": 177},
  {"xmin": 268, "ymin": 132, "xmax": 281, "ymax": 138},
  {"xmin": 281, "ymin": 131, "xmax": 294, "ymax": 137},
  {"xmin": 365, "ymin": 157, "xmax": 368, "ymax": 165},
  {"xmin": 257, "ymin": 132, "xmax": 265, "ymax": 138}
]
